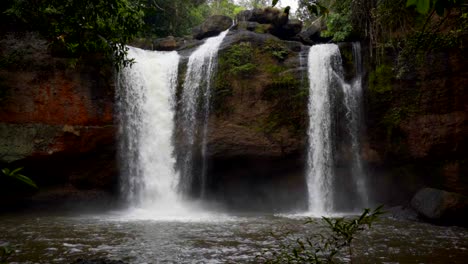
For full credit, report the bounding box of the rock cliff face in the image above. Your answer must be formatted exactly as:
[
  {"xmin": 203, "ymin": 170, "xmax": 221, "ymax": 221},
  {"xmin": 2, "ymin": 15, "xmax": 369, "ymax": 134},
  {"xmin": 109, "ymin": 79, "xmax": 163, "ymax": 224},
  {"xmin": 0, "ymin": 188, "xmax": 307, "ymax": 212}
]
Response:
[
  {"xmin": 0, "ymin": 32, "xmax": 117, "ymax": 207},
  {"xmin": 1, "ymin": 13, "xmax": 466, "ymax": 212},
  {"xmin": 203, "ymin": 30, "xmax": 309, "ymax": 211},
  {"xmin": 364, "ymin": 48, "xmax": 468, "ymax": 205}
]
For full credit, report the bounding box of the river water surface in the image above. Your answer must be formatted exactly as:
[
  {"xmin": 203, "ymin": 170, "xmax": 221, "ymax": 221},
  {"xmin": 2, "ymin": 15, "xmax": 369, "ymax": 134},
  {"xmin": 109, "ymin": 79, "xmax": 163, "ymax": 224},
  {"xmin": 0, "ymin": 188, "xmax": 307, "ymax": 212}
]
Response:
[{"xmin": 1, "ymin": 210, "xmax": 467, "ymax": 263}]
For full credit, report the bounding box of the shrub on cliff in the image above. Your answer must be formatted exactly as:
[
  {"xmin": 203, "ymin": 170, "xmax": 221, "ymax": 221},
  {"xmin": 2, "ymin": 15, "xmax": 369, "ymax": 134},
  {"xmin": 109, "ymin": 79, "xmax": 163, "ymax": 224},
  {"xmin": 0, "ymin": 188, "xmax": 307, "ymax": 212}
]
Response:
[{"xmin": 3, "ymin": 0, "xmax": 144, "ymax": 70}]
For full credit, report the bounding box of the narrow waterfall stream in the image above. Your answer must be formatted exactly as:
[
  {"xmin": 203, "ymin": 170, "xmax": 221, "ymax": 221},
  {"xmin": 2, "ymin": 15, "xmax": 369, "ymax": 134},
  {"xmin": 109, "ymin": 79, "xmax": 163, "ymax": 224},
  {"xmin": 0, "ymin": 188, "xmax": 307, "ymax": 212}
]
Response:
[
  {"xmin": 343, "ymin": 42, "xmax": 368, "ymax": 208},
  {"xmin": 178, "ymin": 29, "xmax": 229, "ymax": 198},
  {"xmin": 307, "ymin": 43, "xmax": 368, "ymax": 214},
  {"xmin": 116, "ymin": 47, "xmax": 181, "ymax": 212}
]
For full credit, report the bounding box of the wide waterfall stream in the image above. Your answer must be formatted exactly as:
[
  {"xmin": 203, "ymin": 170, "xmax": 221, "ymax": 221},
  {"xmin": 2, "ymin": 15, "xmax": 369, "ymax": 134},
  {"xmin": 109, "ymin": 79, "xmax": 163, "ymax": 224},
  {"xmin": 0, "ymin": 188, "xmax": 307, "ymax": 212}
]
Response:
[{"xmin": 1, "ymin": 33, "xmax": 467, "ymax": 264}]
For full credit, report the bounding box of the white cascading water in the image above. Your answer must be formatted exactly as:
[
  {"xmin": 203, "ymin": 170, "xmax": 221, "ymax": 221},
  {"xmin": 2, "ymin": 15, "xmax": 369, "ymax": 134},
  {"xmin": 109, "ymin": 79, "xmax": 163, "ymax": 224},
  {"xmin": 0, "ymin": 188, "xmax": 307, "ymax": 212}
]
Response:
[
  {"xmin": 117, "ymin": 47, "xmax": 181, "ymax": 211},
  {"xmin": 179, "ymin": 29, "xmax": 229, "ymax": 197},
  {"xmin": 342, "ymin": 43, "xmax": 368, "ymax": 208},
  {"xmin": 307, "ymin": 44, "xmax": 338, "ymax": 215},
  {"xmin": 307, "ymin": 43, "xmax": 368, "ymax": 215}
]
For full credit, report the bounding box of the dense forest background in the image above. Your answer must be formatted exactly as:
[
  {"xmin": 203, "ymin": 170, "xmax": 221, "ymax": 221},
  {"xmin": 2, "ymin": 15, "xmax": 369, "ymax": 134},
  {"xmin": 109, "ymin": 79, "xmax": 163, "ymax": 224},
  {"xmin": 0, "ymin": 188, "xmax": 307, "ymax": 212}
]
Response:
[{"xmin": 1, "ymin": 0, "xmax": 466, "ymax": 71}]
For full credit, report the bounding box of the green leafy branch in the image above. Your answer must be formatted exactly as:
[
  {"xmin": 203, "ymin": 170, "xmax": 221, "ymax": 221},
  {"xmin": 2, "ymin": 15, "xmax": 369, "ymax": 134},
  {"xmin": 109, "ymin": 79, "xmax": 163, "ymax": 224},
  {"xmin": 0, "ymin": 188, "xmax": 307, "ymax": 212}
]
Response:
[
  {"xmin": 1, "ymin": 167, "xmax": 37, "ymax": 189},
  {"xmin": 0, "ymin": 244, "xmax": 13, "ymax": 264},
  {"xmin": 258, "ymin": 206, "xmax": 385, "ymax": 264}
]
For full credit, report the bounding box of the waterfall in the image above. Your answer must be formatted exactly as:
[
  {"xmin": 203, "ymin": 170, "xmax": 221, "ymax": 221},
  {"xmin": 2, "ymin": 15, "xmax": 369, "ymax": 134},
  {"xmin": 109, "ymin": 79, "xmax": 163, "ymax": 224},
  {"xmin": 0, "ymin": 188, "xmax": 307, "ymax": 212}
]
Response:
[
  {"xmin": 306, "ymin": 44, "xmax": 339, "ymax": 215},
  {"xmin": 306, "ymin": 43, "xmax": 368, "ymax": 214},
  {"xmin": 343, "ymin": 42, "xmax": 368, "ymax": 208},
  {"xmin": 117, "ymin": 47, "xmax": 180, "ymax": 210},
  {"xmin": 178, "ymin": 29, "xmax": 229, "ymax": 198}
]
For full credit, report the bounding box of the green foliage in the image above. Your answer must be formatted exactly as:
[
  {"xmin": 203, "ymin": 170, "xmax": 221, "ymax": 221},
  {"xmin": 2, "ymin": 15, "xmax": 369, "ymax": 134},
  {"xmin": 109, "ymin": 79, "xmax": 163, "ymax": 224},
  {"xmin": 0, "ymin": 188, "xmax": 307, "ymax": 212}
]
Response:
[
  {"xmin": 396, "ymin": 3, "xmax": 468, "ymax": 76},
  {"xmin": 382, "ymin": 107, "xmax": 407, "ymax": 131},
  {"xmin": 296, "ymin": 0, "xmax": 354, "ymax": 42},
  {"xmin": 369, "ymin": 64, "xmax": 393, "ymax": 94},
  {"xmin": 1, "ymin": 167, "xmax": 37, "ymax": 189},
  {"xmin": 136, "ymin": 0, "xmax": 211, "ymax": 38},
  {"xmin": 258, "ymin": 206, "xmax": 385, "ymax": 264},
  {"xmin": 254, "ymin": 24, "xmax": 272, "ymax": 34},
  {"xmin": 222, "ymin": 42, "xmax": 257, "ymax": 77},
  {"xmin": 0, "ymin": 244, "xmax": 13, "ymax": 264},
  {"xmin": 321, "ymin": 12, "xmax": 353, "ymax": 42},
  {"xmin": 263, "ymin": 39, "xmax": 289, "ymax": 61},
  {"xmin": 261, "ymin": 63, "xmax": 306, "ymax": 135},
  {"xmin": 4, "ymin": 0, "xmax": 144, "ymax": 70},
  {"xmin": 406, "ymin": 0, "xmax": 432, "ymax": 14},
  {"xmin": 213, "ymin": 41, "xmax": 257, "ymax": 114},
  {"xmin": 406, "ymin": 0, "xmax": 464, "ymax": 16},
  {"xmin": 238, "ymin": 0, "xmax": 270, "ymax": 9},
  {"xmin": 208, "ymin": 0, "xmax": 244, "ymax": 18}
]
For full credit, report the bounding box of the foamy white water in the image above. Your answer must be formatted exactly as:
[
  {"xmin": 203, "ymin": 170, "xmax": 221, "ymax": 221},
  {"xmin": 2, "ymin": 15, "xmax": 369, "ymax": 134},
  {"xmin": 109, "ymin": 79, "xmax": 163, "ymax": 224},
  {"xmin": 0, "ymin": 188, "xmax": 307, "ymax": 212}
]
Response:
[
  {"xmin": 117, "ymin": 47, "xmax": 181, "ymax": 211},
  {"xmin": 307, "ymin": 44, "xmax": 341, "ymax": 215},
  {"xmin": 179, "ymin": 29, "xmax": 229, "ymax": 197},
  {"xmin": 307, "ymin": 43, "xmax": 369, "ymax": 214}
]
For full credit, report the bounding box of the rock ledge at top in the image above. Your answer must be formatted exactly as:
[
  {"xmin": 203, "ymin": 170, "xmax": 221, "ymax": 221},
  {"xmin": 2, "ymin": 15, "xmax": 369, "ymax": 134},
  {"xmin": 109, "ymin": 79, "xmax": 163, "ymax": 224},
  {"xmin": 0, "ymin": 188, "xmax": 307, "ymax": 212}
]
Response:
[{"xmin": 192, "ymin": 15, "xmax": 233, "ymax": 40}]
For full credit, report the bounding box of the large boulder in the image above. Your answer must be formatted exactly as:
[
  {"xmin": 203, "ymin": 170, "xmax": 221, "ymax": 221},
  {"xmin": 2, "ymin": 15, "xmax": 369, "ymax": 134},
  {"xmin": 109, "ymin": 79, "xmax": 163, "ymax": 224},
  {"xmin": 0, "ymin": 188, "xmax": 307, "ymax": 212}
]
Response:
[
  {"xmin": 411, "ymin": 188, "xmax": 468, "ymax": 226},
  {"xmin": 192, "ymin": 15, "xmax": 233, "ymax": 40},
  {"xmin": 298, "ymin": 23, "xmax": 331, "ymax": 45},
  {"xmin": 153, "ymin": 36, "xmax": 180, "ymax": 51},
  {"xmin": 270, "ymin": 19, "xmax": 303, "ymax": 39},
  {"xmin": 237, "ymin": 7, "xmax": 288, "ymax": 26},
  {"xmin": 236, "ymin": 8, "xmax": 302, "ymax": 40}
]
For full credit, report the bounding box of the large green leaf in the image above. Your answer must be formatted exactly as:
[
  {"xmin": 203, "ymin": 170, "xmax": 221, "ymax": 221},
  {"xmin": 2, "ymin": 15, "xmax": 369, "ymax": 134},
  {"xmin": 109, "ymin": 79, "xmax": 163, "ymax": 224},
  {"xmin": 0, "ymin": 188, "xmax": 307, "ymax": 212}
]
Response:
[
  {"xmin": 2, "ymin": 167, "xmax": 38, "ymax": 189},
  {"xmin": 272, "ymin": 0, "xmax": 279, "ymax": 7},
  {"xmin": 407, "ymin": 0, "xmax": 432, "ymax": 14},
  {"xmin": 14, "ymin": 174, "xmax": 38, "ymax": 189}
]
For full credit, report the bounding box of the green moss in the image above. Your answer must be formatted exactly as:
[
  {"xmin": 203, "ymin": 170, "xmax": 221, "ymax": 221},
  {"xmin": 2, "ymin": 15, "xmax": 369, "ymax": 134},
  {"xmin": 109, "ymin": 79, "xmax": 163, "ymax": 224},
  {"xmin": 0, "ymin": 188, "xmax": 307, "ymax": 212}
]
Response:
[
  {"xmin": 261, "ymin": 68, "xmax": 307, "ymax": 134},
  {"xmin": 369, "ymin": 64, "xmax": 393, "ymax": 94},
  {"xmin": 212, "ymin": 70, "xmax": 233, "ymax": 115},
  {"xmin": 219, "ymin": 42, "xmax": 257, "ymax": 77},
  {"xmin": 254, "ymin": 24, "xmax": 271, "ymax": 34},
  {"xmin": 263, "ymin": 39, "xmax": 289, "ymax": 61},
  {"xmin": 382, "ymin": 107, "xmax": 406, "ymax": 130}
]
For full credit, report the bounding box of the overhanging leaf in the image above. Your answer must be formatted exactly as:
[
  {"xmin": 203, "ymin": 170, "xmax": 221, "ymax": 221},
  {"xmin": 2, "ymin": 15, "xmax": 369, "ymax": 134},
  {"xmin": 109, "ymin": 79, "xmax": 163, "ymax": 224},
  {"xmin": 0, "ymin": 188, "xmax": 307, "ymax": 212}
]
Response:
[{"xmin": 13, "ymin": 174, "xmax": 38, "ymax": 189}]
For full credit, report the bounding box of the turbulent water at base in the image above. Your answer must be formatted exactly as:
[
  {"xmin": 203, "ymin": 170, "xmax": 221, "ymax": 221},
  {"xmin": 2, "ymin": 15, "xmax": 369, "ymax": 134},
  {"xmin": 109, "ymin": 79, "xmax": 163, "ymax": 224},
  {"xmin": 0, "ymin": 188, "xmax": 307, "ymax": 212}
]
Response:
[
  {"xmin": 307, "ymin": 43, "xmax": 368, "ymax": 214},
  {"xmin": 2, "ymin": 213, "xmax": 468, "ymax": 263},
  {"xmin": 178, "ymin": 29, "xmax": 229, "ymax": 198},
  {"xmin": 116, "ymin": 47, "xmax": 180, "ymax": 211}
]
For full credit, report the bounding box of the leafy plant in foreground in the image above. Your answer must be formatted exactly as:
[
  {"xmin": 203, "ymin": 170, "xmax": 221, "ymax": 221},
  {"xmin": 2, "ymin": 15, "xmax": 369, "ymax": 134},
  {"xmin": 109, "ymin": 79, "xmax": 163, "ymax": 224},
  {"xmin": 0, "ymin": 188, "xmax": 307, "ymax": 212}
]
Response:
[
  {"xmin": 1, "ymin": 167, "xmax": 37, "ymax": 189},
  {"xmin": 258, "ymin": 206, "xmax": 385, "ymax": 263},
  {"xmin": 0, "ymin": 244, "xmax": 13, "ymax": 264}
]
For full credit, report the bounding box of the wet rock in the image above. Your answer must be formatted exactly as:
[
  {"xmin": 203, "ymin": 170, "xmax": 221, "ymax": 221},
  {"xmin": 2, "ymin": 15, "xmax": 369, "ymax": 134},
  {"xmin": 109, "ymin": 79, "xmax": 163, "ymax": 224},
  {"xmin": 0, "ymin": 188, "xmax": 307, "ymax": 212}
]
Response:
[
  {"xmin": 270, "ymin": 19, "xmax": 303, "ymax": 39},
  {"xmin": 411, "ymin": 188, "xmax": 468, "ymax": 226},
  {"xmin": 235, "ymin": 21, "xmax": 272, "ymax": 34},
  {"xmin": 386, "ymin": 205, "xmax": 419, "ymax": 221},
  {"xmin": 129, "ymin": 38, "xmax": 153, "ymax": 50},
  {"xmin": 298, "ymin": 23, "xmax": 331, "ymax": 45},
  {"xmin": 192, "ymin": 15, "xmax": 233, "ymax": 40},
  {"xmin": 154, "ymin": 36, "xmax": 179, "ymax": 51},
  {"xmin": 0, "ymin": 32, "xmax": 117, "ymax": 204},
  {"xmin": 236, "ymin": 10, "xmax": 253, "ymax": 22},
  {"xmin": 235, "ymin": 8, "xmax": 302, "ymax": 40},
  {"xmin": 240, "ymin": 7, "xmax": 288, "ymax": 26},
  {"xmin": 197, "ymin": 29, "xmax": 308, "ymax": 211}
]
